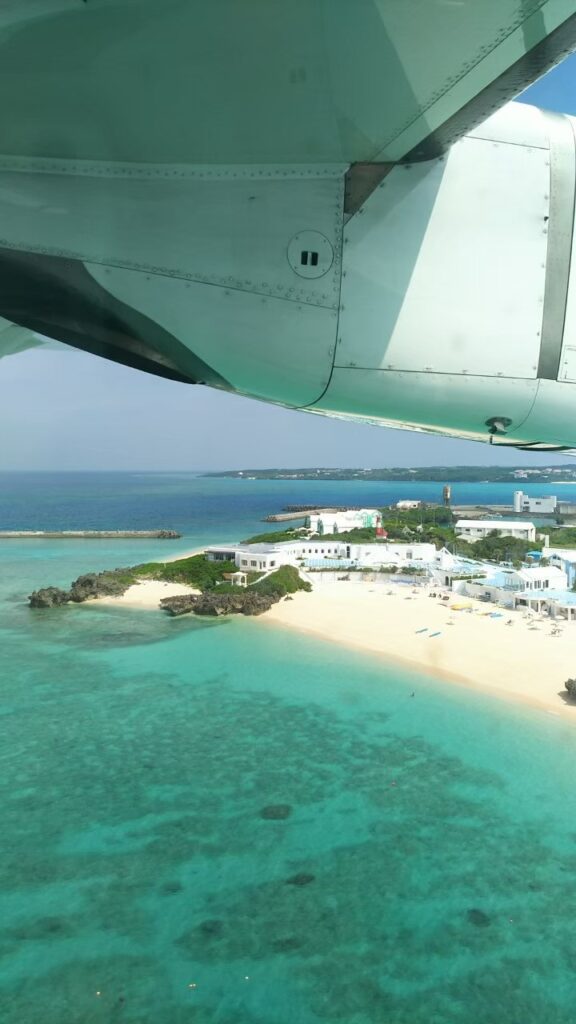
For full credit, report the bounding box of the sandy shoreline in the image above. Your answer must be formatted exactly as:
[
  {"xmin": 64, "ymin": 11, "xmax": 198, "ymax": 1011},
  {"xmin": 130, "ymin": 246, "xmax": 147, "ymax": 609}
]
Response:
[
  {"xmin": 262, "ymin": 580, "xmax": 576, "ymax": 718},
  {"xmin": 89, "ymin": 580, "xmax": 200, "ymax": 609},
  {"xmin": 163, "ymin": 546, "xmax": 206, "ymax": 562},
  {"xmin": 89, "ymin": 545, "xmax": 576, "ymax": 717},
  {"xmin": 88, "ymin": 546, "xmax": 207, "ymax": 608}
]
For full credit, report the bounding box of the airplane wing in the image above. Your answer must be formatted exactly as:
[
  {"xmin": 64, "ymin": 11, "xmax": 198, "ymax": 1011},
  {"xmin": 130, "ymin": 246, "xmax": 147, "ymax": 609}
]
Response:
[
  {"xmin": 0, "ymin": 1, "xmax": 575, "ymax": 167},
  {"xmin": 3, "ymin": 2, "xmax": 576, "ymax": 449}
]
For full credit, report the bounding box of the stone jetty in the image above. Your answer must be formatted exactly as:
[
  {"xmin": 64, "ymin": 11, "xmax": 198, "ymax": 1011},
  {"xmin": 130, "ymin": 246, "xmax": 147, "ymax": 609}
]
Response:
[{"xmin": 0, "ymin": 530, "xmax": 181, "ymax": 539}]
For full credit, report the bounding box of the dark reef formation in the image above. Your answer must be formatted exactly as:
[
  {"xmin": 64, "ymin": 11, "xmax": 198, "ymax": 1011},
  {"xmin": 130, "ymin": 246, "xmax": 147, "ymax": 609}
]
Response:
[
  {"xmin": 28, "ymin": 586, "xmax": 71, "ymax": 608},
  {"xmin": 259, "ymin": 804, "xmax": 292, "ymax": 820},
  {"xmin": 29, "ymin": 569, "xmax": 134, "ymax": 608},
  {"xmin": 466, "ymin": 908, "xmax": 491, "ymax": 928},
  {"xmin": 160, "ymin": 590, "xmax": 277, "ymax": 617}
]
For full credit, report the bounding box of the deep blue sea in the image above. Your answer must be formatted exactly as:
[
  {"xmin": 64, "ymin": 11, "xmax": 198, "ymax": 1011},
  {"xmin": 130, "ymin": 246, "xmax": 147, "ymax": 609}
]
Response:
[{"xmin": 3, "ymin": 472, "xmax": 576, "ymax": 1023}]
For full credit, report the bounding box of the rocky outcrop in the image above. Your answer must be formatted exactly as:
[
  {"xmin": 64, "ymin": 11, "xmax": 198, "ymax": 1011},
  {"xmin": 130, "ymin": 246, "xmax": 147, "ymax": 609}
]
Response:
[
  {"xmin": 29, "ymin": 569, "xmax": 135, "ymax": 608},
  {"xmin": 28, "ymin": 586, "xmax": 71, "ymax": 608},
  {"xmin": 68, "ymin": 572, "xmax": 132, "ymax": 602},
  {"xmin": 565, "ymin": 677, "xmax": 576, "ymax": 701},
  {"xmin": 158, "ymin": 594, "xmax": 199, "ymax": 616},
  {"xmin": 160, "ymin": 589, "xmax": 276, "ymax": 617}
]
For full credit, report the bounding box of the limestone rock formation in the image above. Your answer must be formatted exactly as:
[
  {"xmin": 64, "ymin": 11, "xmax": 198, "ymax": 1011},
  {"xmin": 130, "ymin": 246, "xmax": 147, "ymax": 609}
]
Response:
[
  {"xmin": 68, "ymin": 571, "xmax": 132, "ymax": 602},
  {"xmin": 160, "ymin": 590, "xmax": 276, "ymax": 617},
  {"xmin": 29, "ymin": 568, "xmax": 134, "ymax": 607},
  {"xmin": 28, "ymin": 586, "xmax": 71, "ymax": 608}
]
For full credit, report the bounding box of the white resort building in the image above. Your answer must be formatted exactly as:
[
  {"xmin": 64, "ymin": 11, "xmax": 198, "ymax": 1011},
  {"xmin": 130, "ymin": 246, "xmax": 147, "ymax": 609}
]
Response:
[
  {"xmin": 513, "ymin": 491, "xmax": 557, "ymax": 514},
  {"xmin": 204, "ymin": 538, "xmax": 576, "ymax": 619},
  {"xmin": 305, "ymin": 508, "xmax": 382, "ymax": 534},
  {"xmin": 455, "ymin": 520, "xmax": 536, "ymax": 542},
  {"xmin": 456, "ymin": 565, "xmax": 568, "ymax": 608},
  {"xmin": 547, "ymin": 547, "xmax": 576, "ymax": 588},
  {"xmin": 206, "ymin": 540, "xmax": 437, "ymax": 573}
]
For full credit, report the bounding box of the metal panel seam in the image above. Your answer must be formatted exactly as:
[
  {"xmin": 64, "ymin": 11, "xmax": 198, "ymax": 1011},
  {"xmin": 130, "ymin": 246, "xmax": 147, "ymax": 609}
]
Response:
[
  {"xmin": 464, "ymin": 135, "xmax": 548, "ymax": 150},
  {"xmin": 0, "ymin": 240, "xmax": 339, "ymax": 311},
  {"xmin": 537, "ymin": 111, "xmax": 576, "ymax": 380},
  {"xmin": 402, "ymin": 11, "xmax": 576, "ymax": 161},
  {"xmin": 298, "ymin": 180, "xmax": 346, "ymax": 410},
  {"xmin": 330, "ymin": 366, "xmax": 532, "ymax": 381}
]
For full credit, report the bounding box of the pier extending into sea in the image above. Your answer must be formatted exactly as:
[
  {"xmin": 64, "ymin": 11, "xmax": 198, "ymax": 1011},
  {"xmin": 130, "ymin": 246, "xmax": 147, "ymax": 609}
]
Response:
[
  {"xmin": 0, "ymin": 530, "xmax": 181, "ymax": 539},
  {"xmin": 264, "ymin": 506, "xmax": 351, "ymax": 522}
]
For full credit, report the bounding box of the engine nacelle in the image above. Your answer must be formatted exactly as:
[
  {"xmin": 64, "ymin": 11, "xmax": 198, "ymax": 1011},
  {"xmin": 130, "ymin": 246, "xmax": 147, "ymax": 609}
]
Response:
[
  {"xmin": 314, "ymin": 101, "xmax": 576, "ymax": 450},
  {"xmin": 1, "ymin": 100, "xmax": 576, "ymax": 449}
]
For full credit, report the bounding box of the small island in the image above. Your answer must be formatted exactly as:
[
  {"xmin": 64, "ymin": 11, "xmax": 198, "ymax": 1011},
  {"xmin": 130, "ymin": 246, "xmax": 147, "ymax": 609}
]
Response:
[{"xmin": 28, "ymin": 555, "xmax": 311, "ymax": 617}]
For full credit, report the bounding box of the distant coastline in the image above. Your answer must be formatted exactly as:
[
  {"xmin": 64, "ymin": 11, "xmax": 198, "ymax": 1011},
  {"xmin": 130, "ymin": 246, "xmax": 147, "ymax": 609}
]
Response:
[{"xmin": 202, "ymin": 465, "xmax": 576, "ymax": 483}]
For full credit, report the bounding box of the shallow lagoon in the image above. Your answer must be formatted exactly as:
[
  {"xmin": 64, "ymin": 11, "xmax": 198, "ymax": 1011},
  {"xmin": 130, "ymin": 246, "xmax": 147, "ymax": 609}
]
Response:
[
  {"xmin": 2, "ymin": 475, "xmax": 576, "ymax": 1022},
  {"xmin": 3, "ymin": 605, "xmax": 576, "ymax": 1023}
]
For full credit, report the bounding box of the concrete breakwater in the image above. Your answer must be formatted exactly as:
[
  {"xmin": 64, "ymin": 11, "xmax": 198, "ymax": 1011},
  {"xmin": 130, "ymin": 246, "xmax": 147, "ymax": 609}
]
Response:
[
  {"xmin": 0, "ymin": 530, "xmax": 181, "ymax": 539},
  {"xmin": 264, "ymin": 508, "xmax": 343, "ymax": 522}
]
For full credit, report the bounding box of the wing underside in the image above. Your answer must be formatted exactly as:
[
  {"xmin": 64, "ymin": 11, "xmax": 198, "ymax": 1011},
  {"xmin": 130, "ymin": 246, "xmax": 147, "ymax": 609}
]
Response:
[
  {"xmin": 2, "ymin": 2, "xmax": 576, "ymax": 450},
  {"xmin": 0, "ymin": 1, "xmax": 575, "ymax": 167}
]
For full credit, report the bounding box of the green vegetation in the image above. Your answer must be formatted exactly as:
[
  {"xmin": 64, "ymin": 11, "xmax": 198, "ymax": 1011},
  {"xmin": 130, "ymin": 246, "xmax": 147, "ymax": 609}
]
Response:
[
  {"xmin": 240, "ymin": 528, "xmax": 305, "ymax": 545},
  {"xmin": 384, "ymin": 505, "xmax": 454, "ymax": 526},
  {"xmin": 318, "ymin": 508, "xmax": 455, "ymax": 546},
  {"xmin": 251, "ymin": 564, "xmax": 311, "ymax": 596},
  {"xmin": 457, "ymin": 532, "xmax": 542, "ymax": 562},
  {"xmin": 131, "ymin": 554, "xmax": 237, "ymax": 591},
  {"xmin": 317, "ymin": 527, "xmax": 379, "ymax": 543},
  {"xmin": 97, "ymin": 568, "xmax": 142, "ymax": 589},
  {"xmin": 151, "ymin": 562, "xmax": 311, "ymax": 599},
  {"xmin": 541, "ymin": 527, "xmax": 576, "ymax": 546},
  {"xmin": 380, "ymin": 506, "xmax": 455, "ymax": 546}
]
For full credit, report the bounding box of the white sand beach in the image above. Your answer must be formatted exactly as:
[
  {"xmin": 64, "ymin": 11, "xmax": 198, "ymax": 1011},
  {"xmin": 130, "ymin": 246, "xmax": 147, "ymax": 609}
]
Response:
[
  {"xmin": 88, "ymin": 547, "xmax": 207, "ymax": 608},
  {"xmin": 91, "ymin": 580, "xmax": 200, "ymax": 609},
  {"xmin": 164, "ymin": 546, "xmax": 206, "ymax": 562},
  {"xmin": 263, "ymin": 580, "xmax": 576, "ymax": 717}
]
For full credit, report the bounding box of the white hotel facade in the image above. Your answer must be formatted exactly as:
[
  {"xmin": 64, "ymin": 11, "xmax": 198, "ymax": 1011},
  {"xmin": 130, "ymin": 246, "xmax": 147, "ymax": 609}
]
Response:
[
  {"xmin": 206, "ymin": 540, "xmax": 576, "ymax": 618},
  {"xmin": 455, "ymin": 520, "xmax": 536, "ymax": 542},
  {"xmin": 206, "ymin": 540, "xmax": 438, "ymax": 573},
  {"xmin": 305, "ymin": 508, "xmax": 382, "ymax": 533}
]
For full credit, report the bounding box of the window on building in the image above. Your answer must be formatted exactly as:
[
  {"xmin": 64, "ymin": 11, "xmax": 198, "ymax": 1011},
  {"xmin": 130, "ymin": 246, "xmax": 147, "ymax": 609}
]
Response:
[
  {"xmin": 241, "ymin": 559, "xmax": 248, "ymax": 566},
  {"xmin": 251, "ymin": 560, "xmax": 257, "ymax": 567},
  {"xmin": 270, "ymin": 561, "xmax": 275, "ymax": 567}
]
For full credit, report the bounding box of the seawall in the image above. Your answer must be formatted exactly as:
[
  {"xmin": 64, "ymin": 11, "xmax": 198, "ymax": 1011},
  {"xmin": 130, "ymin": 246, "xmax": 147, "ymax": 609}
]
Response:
[{"xmin": 0, "ymin": 530, "xmax": 181, "ymax": 539}]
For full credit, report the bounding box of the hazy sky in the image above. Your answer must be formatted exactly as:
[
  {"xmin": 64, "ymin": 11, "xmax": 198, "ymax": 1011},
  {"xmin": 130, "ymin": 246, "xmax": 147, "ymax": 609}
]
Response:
[{"xmin": 2, "ymin": 54, "xmax": 576, "ymax": 471}]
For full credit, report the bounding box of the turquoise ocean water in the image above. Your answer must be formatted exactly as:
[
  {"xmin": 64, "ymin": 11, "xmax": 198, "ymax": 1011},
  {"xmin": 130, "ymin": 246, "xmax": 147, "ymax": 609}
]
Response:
[{"xmin": 2, "ymin": 472, "xmax": 576, "ymax": 1023}]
